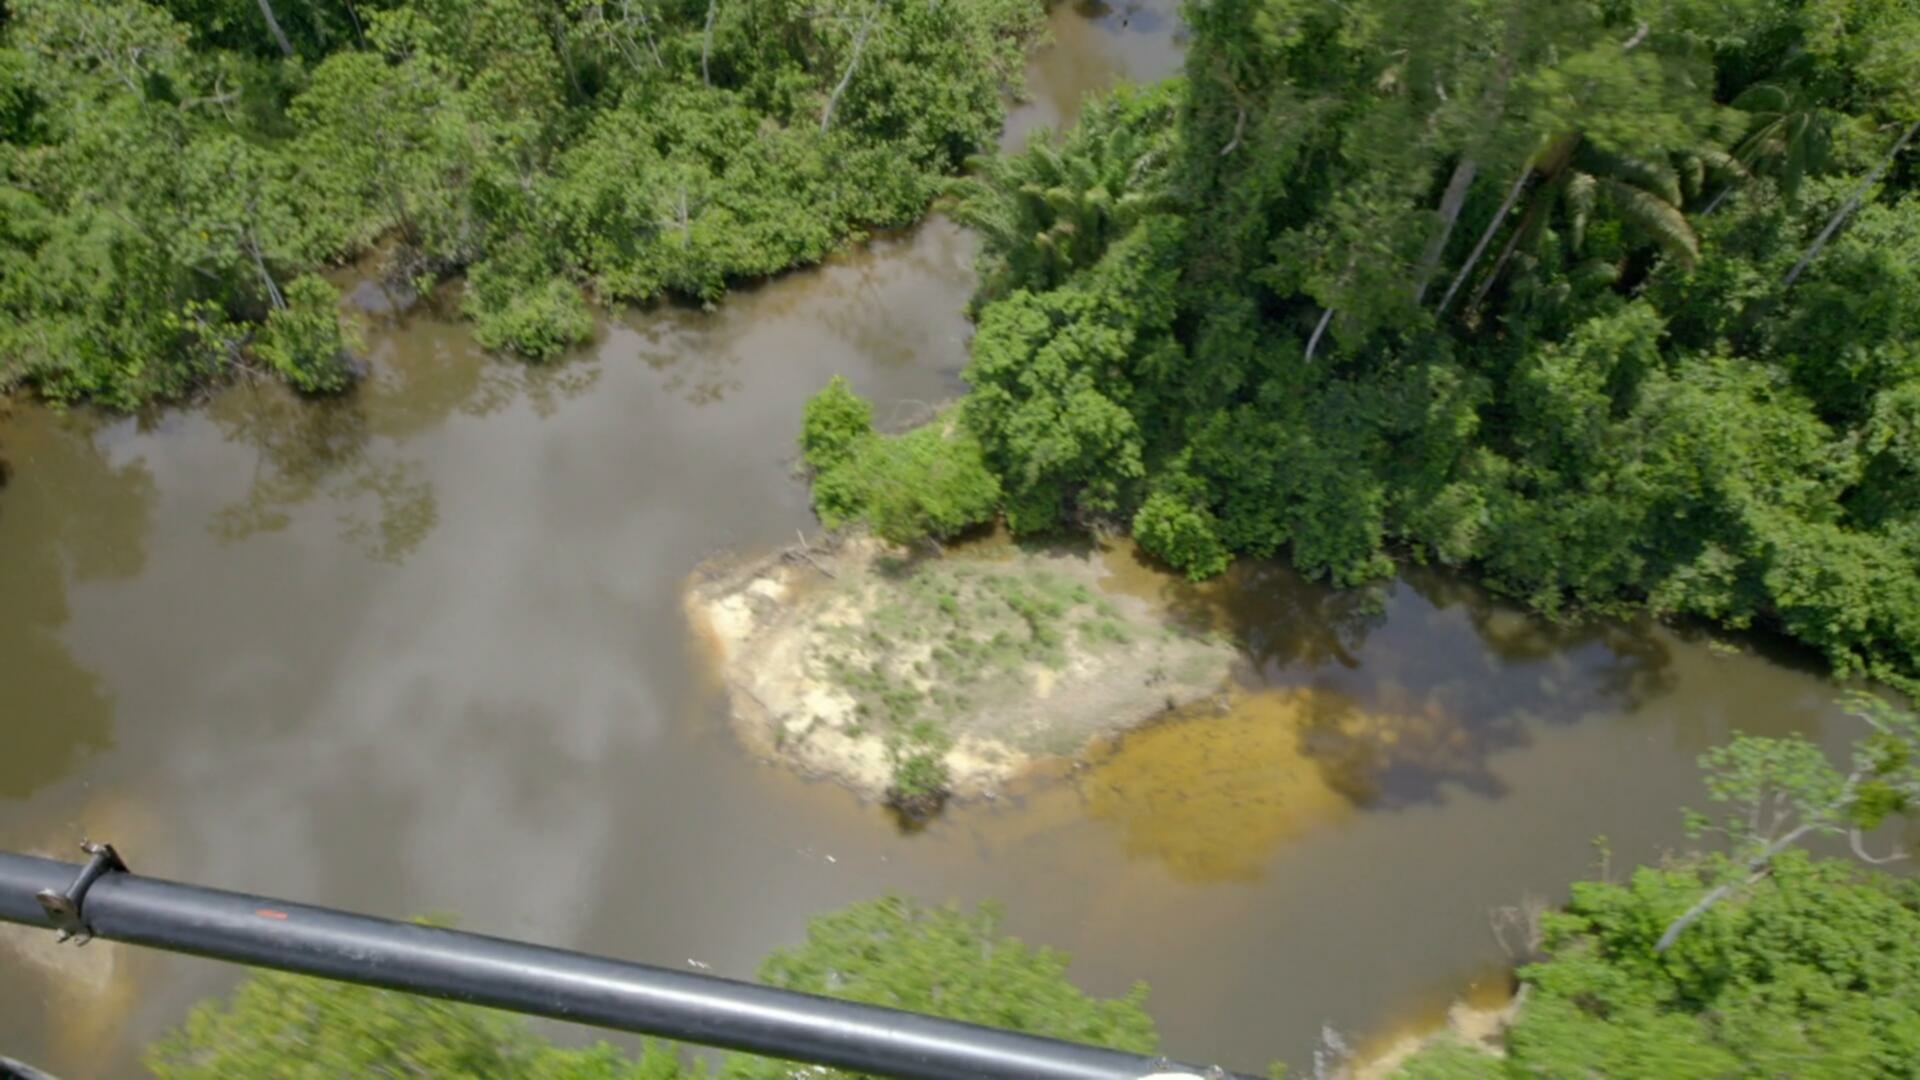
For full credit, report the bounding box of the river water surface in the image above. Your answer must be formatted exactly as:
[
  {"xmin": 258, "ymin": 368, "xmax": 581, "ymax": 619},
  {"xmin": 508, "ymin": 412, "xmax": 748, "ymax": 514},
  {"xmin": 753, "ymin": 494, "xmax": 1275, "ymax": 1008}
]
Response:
[{"xmin": 0, "ymin": 4, "xmax": 1891, "ymax": 1075}]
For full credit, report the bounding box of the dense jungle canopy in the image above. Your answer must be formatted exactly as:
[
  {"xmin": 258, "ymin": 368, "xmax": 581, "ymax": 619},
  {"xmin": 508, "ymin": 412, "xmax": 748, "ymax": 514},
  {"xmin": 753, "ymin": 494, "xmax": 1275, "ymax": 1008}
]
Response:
[
  {"xmin": 815, "ymin": 0, "xmax": 1920, "ymax": 694},
  {"xmin": 0, "ymin": 0, "xmax": 1042, "ymax": 397}
]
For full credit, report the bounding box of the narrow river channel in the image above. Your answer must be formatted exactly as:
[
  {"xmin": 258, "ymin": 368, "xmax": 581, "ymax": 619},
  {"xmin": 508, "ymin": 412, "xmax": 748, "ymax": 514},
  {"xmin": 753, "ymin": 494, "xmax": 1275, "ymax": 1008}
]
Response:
[{"xmin": 0, "ymin": 3, "xmax": 1887, "ymax": 1075}]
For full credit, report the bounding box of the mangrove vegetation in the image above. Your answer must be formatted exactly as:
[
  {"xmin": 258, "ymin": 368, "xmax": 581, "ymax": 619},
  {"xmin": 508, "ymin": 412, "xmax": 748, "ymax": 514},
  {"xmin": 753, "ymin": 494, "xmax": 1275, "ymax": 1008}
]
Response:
[{"xmin": 0, "ymin": 0, "xmax": 1044, "ymax": 403}]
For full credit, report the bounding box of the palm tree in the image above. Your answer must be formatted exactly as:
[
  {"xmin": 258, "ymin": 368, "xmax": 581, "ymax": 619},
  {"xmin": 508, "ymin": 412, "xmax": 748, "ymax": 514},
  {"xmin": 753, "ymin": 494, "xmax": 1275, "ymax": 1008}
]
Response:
[
  {"xmin": 1450, "ymin": 137, "xmax": 1710, "ymax": 315},
  {"xmin": 1702, "ymin": 71, "xmax": 1834, "ymax": 215},
  {"xmin": 946, "ymin": 91, "xmax": 1174, "ymax": 303}
]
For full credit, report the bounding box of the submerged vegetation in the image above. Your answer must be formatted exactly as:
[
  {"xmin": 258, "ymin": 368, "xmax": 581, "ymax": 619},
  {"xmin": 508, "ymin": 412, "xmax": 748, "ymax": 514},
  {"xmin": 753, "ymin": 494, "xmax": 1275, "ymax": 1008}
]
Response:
[
  {"xmin": 0, "ymin": 0, "xmax": 1044, "ymax": 404},
  {"xmin": 802, "ymin": 0, "xmax": 1920, "ymax": 693}
]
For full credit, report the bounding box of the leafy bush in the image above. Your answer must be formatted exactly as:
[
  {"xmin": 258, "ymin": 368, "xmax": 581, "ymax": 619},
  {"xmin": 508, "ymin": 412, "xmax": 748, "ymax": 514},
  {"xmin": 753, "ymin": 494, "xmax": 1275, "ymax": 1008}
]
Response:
[
  {"xmin": 800, "ymin": 375, "xmax": 875, "ymax": 472},
  {"xmin": 1496, "ymin": 852, "xmax": 1920, "ymax": 1077},
  {"xmin": 884, "ymin": 748, "xmax": 952, "ymax": 821},
  {"xmin": 808, "ymin": 412, "xmax": 1002, "ymax": 547},
  {"xmin": 147, "ymin": 966, "xmax": 682, "ymax": 1078},
  {"xmin": 465, "ymin": 268, "xmax": 594, "ymax": 361},
  {"xmin": 253, "ymin": 276, "xmax": 357, "ymax": 395},
  {"xmin": 0, "ymin": 0, "xmax": 1046, "ymax": 406},
  {"xmin": 147, "ymin": 897, "xmax": 1156, "ymax": 1080},
  {"xmin": 738, "ymin": 897, "xmax": 1157, "ymax": 1078},
  {"xmin": 1393, "ymin": 704, "xmax": 1920, "ymax": 1078},
  {"xmin": 1133, "ymin": 490, "xmax": 1229, "ymax": 579}
]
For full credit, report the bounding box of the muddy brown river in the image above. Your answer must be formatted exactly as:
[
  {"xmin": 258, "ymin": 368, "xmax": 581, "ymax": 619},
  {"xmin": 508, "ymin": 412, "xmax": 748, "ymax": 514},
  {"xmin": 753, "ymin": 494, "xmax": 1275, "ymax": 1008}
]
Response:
[{"xmin": 0, "ymin": 3, "xmax": 1898, "ymax": 1075}]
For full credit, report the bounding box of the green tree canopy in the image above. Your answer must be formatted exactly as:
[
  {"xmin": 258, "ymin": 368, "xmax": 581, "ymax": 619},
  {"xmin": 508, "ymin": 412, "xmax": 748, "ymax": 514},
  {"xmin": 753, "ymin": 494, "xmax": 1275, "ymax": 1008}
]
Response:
[
  {"xmin": 146, "ymin": 897, "xmax": 1157, "ymax": 1080},
  {"xmin": 834, "ymin": 0, "xmax": 1920, "ymax": 690},
  {"xmin": 0, "ymin": 0, "xmax": 1046, "ymax": 402}
]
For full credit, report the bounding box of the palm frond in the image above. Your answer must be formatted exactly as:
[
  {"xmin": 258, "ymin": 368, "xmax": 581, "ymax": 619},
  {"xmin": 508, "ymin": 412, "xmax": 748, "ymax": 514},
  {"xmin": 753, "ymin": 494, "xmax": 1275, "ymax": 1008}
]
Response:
[
  {"xmin": 1600, "ymin": 176, "xmax": 1699, "ymax": 268},
  {"xmin": 1565, "ymin": 171, "xmax": 1598, "ymax": 252},
  {"xmin": 1589, "ymin": 149, "xmax": 1684, "ymax": 207},
  {"xmin": 1694, "ymin": 147, "xmax": 1750, "ymax": 182},
  {"xmin": 1731, "ymin": 82, "xmax": 1793, "ymax": 114},
  {"xmin": 1679, "ymin": 152, "xmax": 1706, "ymax": 200}
]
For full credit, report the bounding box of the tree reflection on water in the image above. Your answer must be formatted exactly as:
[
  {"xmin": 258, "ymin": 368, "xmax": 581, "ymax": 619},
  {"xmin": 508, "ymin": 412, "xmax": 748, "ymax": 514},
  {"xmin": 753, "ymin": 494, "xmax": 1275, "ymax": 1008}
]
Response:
[
  {"xmin": 0, "ymin": 409, "xmax": 154, "ymax": 798},
  {"xmin": 205, "ymin": 327, "xmax": 600, "ymax": 564}
]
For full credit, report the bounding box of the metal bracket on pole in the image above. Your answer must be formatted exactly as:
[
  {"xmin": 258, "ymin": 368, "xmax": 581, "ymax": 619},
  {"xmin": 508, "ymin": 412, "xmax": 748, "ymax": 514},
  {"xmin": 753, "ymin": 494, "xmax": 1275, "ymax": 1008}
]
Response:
[{"xmin": 34, "ymin": 841, "xmax": 127, "ymax": 945}]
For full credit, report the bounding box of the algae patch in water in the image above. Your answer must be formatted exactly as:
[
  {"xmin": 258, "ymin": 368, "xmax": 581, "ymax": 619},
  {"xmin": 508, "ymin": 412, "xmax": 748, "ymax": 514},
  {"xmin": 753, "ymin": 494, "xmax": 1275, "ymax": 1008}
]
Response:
[
  {"xmin": 1079, "ymin": 688, "xmax": 1359, "ymax": 882},
  {"xmin": 686, "ymin": 535, "xmax": 1236, "ymax": 803}
]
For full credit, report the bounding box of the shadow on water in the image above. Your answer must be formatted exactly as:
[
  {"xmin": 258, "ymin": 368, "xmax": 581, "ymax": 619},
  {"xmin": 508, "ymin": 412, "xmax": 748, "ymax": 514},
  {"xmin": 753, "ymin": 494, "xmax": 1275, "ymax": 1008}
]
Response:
[
  {"xmin": 0, "ymin": 409, "xmax": 155, "ymax": 799},
  {"xmin": 1102, "ymin": 545, "xmax": 1683, "ymax": 813}
]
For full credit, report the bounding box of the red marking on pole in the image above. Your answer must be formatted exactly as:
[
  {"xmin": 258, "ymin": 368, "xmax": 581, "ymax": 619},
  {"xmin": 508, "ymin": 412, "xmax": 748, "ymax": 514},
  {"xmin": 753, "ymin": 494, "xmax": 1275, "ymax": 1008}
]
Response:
[{"xmin": 255, "ymin": 909, "xmax": 290, "ymax": 920}]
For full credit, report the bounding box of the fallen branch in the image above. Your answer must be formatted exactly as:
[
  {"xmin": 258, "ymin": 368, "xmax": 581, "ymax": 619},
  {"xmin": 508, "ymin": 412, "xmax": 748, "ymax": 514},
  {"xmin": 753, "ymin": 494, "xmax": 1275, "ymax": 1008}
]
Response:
[{"xmin": 788, "ymin": 530, "xmax": 838, "ymax": 579}]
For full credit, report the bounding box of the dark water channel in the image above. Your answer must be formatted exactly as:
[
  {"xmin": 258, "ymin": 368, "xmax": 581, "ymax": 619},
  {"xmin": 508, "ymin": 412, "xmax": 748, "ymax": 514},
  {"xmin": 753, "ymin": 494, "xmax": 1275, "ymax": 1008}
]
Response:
[{"xmin": 0, "ymin": 3, "xmax": 1891, "ymax": 1074}]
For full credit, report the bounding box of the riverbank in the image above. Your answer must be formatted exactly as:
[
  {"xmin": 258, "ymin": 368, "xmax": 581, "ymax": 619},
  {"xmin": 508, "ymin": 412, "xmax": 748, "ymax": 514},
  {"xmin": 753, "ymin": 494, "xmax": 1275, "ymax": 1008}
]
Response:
[{"xmin": 685, "ymin": 533, "xmax": 1237, "ymax": 808}]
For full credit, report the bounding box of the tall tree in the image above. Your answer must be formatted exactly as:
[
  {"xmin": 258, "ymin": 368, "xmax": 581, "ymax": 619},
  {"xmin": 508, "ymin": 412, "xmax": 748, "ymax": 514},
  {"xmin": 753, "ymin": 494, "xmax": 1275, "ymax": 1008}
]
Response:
[{"xmin": 252, "ymin": 0, "xmax": 293, "ymax": 56}]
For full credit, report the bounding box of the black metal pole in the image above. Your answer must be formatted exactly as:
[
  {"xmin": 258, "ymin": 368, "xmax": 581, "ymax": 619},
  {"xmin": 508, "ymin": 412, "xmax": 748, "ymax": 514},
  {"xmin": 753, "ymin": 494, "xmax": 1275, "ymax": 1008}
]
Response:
[{"xmin": 0, "ymin": 851, "xmax": 1230, "ymax": 1080}]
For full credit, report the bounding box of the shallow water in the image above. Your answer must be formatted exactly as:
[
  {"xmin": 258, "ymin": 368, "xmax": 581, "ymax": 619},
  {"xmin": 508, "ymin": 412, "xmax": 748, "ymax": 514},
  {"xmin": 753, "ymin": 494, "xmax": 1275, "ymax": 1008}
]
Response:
[{"xmin": 0, "ymin": 3, "xmax": 1898, "ymax": 1075}]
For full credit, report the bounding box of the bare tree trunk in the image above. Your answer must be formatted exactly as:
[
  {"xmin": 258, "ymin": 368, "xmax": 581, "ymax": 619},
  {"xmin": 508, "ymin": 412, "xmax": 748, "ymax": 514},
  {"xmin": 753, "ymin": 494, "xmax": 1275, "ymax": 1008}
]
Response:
[
  {"xmin": 244, "ymin": 230, "xmax": 286, "ymax": 311},
  {"xmin": 628, "ymin": 0, "xmax": 663, "ymax": 69},
  {"xmin": 821, "ymin": 5, "xmax": 878, "ymax": 135},
  {"xmin": 1654, "ymin": 880, "xmax": 1744, "ymax": 953},
  {"xmin": 1437, "ymin": 163, "xmax": 1531, "ymax": 315},
  {"xmin": 1466, "ymin": 195, "xmax": 1544, "ymax": 313},
  {"xmin": 1304, "ymin": 306, "xmax": 1335, "ymax": 363},
  {"xmin": 341, "ymin": 0, "xmax": 366, "ymax": 47},
  {"xmin": 1413, "ymin": 157, "xmax": 1479, "ymax": 304},
  {"xmin": 701, "ymin": 0, "xmax": 718, "ymax": 87},
  {"xmin": 1656, "ymin": 839, "xmax": 1815, "ymax": 953},
  {"xmin": 253, "ymin": 0, "xmax": 295, "ymax": 57},
  {"xmin": 1701, "ymin": 180, "xmax": 1738, "ymax": 217},
  {"xmin": 1782, "ymin": 118, "xmax": 1920, "ymax": 290},
  {"xmin": 1218, "ymin": 105, "xmax": 1247, "ymax": 157}
]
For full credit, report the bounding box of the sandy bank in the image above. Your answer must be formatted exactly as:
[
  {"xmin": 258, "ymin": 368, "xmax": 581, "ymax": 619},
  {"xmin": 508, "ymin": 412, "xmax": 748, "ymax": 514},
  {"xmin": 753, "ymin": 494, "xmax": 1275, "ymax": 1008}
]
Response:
[{"xmin": 686, "ymin": 534, "xmax": 1238, "ymax": 803}]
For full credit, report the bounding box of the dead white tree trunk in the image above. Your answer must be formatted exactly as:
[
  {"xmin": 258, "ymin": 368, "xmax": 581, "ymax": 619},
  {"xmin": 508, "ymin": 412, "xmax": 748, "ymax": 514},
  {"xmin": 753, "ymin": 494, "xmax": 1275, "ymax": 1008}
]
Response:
[
  {"xmin": 1413, "ymin": 156, "xmax": 1479, "ymax": 304},
  {"xmin": 1654, "ymin": 821, "xmax": 1817, "ymax": 953},
  {"xmin": 1436, "ymin": 163, "xmax": 1531, "ymax": 316},
  {"xmin": 821, "ymin": 5, "xmax": 879, "ymax": 135},
  {"xmin": 1218, "ymin": 105, "xmax": 1247, "ymax": 157},
  {"xmin": 1303, "ymin": 306, "xmax": 1335, "ymax": 363},
  {"xmin": 1656, "ymin": 757, "xmax": 1908, "ymax": 952},
  {"xmin": 253, "ymin": 0, "xmax": 295, "ymax": 57},
  {"xmin": 244, "ymin": 230, "xmax": 286, "ymax": 311},
  {"xmin": 1782, "ymin": 118, "xmax": 1920, "ymax": 290},
  {"xmin": 627, "ymin": 0, "xmax": 663, "ymax": 69}
]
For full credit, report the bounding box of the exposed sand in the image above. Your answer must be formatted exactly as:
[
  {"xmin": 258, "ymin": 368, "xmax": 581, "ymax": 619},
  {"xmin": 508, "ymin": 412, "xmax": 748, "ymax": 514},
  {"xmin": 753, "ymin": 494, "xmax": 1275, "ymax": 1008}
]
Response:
[
  {"xmin": 686, "ymin": 534, "xmax": 1238, "ymax": 800},
  {"xmin": 1349, "ymin": 990, "xmax": 1524, "ymax": 1078}
]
